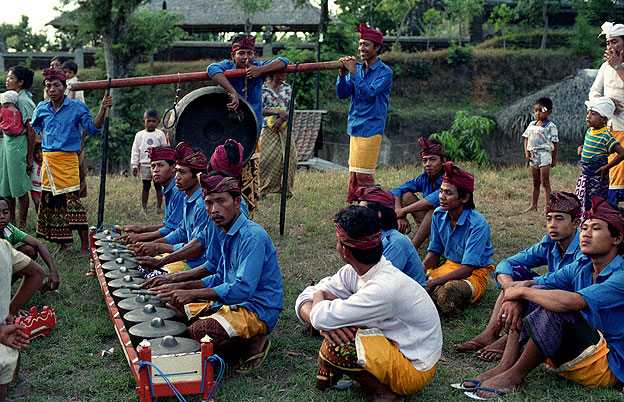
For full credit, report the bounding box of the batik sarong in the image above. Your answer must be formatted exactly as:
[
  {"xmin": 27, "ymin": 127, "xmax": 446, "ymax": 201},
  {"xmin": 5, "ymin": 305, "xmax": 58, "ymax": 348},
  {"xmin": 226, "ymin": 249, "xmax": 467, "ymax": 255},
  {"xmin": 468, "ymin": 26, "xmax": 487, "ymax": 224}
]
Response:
[
  {"xmin": 36, "ymin": 190, "xmax": 87, "ymax": 244},
  {"xmin": 258, "ymin": 123, "xmax": 297, "ymax": 197},
  {"xmin": 512, "ymin": 265, "xmax": 540, "ymax": 281},
  {"xmin": 575, "ymin": 159, "xmax": 608, "ymax": 214},
  {"xmin": 520, "ymin": 300, "xmax": 619, "ymax": 387},
  {"xmin": 187, "ymin": 304, "xmax": 268, "ymax": 341},
  {"xmin": 241, "ymin": 157, "xmax": 259, "ymax": 219}
]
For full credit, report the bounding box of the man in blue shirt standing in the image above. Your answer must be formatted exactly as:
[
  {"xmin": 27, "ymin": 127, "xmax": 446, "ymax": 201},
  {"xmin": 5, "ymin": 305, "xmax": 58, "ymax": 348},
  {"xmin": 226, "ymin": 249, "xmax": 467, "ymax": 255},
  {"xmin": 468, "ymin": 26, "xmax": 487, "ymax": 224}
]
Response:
[
  {"xmin": 152, "ymin": 173, "xmax": 283, "ymax": 374},
  {"xmin": 455, "ymin": 191, "xmax": 582, "ymax": 361},
  {"xmin": 392, "ymin": 137, "xmax": 446, "ymax": 250},
  {"xmin": 459, "ymin": 196, "xmax": 624, "ymax": 399},
  {"xmin": 337, "ymin": 24, "xmax": 393, "ymax": 203}
]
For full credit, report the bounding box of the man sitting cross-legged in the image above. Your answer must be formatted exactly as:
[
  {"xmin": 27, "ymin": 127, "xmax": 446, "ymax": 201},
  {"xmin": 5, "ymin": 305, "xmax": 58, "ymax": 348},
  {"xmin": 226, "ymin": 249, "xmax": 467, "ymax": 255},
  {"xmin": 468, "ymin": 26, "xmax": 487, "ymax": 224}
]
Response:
[
  {"xmin": 118, "ymin": 146, "xmax": 184, "ymax": 244},
  {"xmin": 295, "ymin": 205, "xmax": 442, "ymax": 402},
  {"xmin": 423, "ymin": 162, "xmax": 494, "ymax": 316},
  {"xmin": 151, "ymin": 173, "xmax": 283, "ymax": 373},
  {"xmin": 352, "ymin": 186, "xmax": 427, "ymax": 288},
  {"xmin": 391, "ymin": 137, "xmax": 446, "ymax": 250},
  {"xmin": 457, "ymin": 195, "xmax": 624, "ymax": 400},
  {"xmin": 455, "ymin": 191, "xmax": 583, "ymax": 362}
]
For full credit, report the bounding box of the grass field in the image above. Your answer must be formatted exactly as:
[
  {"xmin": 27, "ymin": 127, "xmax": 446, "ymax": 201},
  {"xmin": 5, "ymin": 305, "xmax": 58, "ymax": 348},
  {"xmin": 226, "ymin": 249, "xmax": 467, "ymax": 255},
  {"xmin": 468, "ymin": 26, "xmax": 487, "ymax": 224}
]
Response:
[{"xmin": 6, "ymin": 163, "xmax": 624, "ymax": 402}]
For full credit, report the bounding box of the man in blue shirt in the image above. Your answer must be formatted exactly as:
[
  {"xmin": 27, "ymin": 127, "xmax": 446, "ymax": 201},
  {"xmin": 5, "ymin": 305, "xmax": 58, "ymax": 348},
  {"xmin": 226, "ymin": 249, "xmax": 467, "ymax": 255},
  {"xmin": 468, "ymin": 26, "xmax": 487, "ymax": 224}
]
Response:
[
  {"xmin": 455, "ymin": 191, "xmax": 582, "ymax": 361},
  {"xmin": 119, "ymin": 146, "xmax": 184, "ymax": 243},
  {"xmin": 152, "ymin": 174, "xmax": 283, "ymax": 374},
  {"xmin": 131, "ymin": 142, "xmax": 208, "ymax": 270},
  {"xmin": 353, "ymin": 186, "xmax": 427, "ymax": 288},
  {"xmin": 423, "ymin": 162, "xmax": 494, "ymax": 316},
  {"xmin": 460, "ymin": 196, "xmax": 624, "ymax": 399},
  {"xmin": 337, "ymin": 24, "xmax": 393, "ymax": 203},
  {"xmin": 392, "ymin": 137, "xmax": 446, "ymax": 250},
  {"xmin": 31, "ymin": 68, "xmax": 112, "ymax": 257}
]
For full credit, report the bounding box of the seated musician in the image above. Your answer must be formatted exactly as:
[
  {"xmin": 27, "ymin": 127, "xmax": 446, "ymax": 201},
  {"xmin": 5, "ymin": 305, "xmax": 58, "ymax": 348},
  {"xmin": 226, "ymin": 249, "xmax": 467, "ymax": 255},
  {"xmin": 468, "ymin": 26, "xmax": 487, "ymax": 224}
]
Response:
[
  {"xmin": 151, "ymin": 174, "xmax": 283, "ymax": 373},
  {"xmin": 423, "ymin": 162, "xmax": 494, "ymax": 316},
  {"xmin": 295, "ymin": 205, "xmax": 442, "ymax": 402},
  {"xmin": 455, "ymin": 191, "xmax": 582, "ymax": 361},
  {"xmin": 1, "ymin": 239, "xmax": 45, "ymax": 402},
  {"xmin": 352, "ymin": 186, "xmax": 427, "ymax": 288},
  {"xmin": 391, "ymin": 137, "xmax": 446, "ymax": 250},
  {"xmin": 119, "ymin": 146, "xmax": 184, "ymax": 243},
  {"xmin": 134, "ymin": 140, "xmax": 249, "ymax": 277},
  {"xmin": 130, "ymin": 142, "xmax": 208, "ymax": 272},
  {"xmin": 458, "ymin": 196, "xmax": 624, "ymax": 400}
]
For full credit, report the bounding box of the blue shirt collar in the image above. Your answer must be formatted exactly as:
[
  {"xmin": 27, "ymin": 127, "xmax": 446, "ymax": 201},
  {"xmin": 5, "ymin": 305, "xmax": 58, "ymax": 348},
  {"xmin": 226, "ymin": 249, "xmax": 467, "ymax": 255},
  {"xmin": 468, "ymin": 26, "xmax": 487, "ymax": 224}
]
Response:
[
  {"xmin": 564, "ymin": 231, "xmax": 581, "ymax": 256},
  {"xmin": 225, "ymin": 212, "xmax": 248, "ymax": 237},
  {"xmin": 44, "ymin": 95, "xmax": 70, "ymax": 112},
  {"xmin": 163, "ymin": 177, "xmax": 176, "ymax": 195},
  {"xmin": 442, "ymin": 208, "xmax": 470, "ymax": 226},
  {"xmin": 595, "ymin": 254, "xmax": 624, "ymax": 280},
  {"xmin": 187, "ymin": 186, "xmax": 202, "ymax": 203}
]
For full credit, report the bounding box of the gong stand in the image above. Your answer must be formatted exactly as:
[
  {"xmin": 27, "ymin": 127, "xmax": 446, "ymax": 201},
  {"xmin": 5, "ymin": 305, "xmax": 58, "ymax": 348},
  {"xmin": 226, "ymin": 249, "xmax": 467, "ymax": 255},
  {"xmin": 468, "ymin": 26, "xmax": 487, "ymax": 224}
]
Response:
[{"xmin": 74, "ymin": 60, "xmax": 345, "ymax": 234}]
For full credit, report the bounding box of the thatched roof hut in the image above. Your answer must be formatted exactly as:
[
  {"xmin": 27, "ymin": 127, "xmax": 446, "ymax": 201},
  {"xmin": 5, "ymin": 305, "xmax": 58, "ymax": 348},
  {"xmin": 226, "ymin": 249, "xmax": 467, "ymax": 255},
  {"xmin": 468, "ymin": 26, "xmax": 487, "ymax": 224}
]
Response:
[{"xmin": 495, "ymin": 69, "xmax": 598, "ymax": 143}]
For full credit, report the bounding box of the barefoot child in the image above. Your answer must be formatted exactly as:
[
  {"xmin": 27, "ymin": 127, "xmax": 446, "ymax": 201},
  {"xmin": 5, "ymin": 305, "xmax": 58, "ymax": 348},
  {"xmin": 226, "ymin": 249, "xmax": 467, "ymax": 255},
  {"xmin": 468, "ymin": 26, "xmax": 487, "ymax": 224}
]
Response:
[
  {"xmin": 29, "ymin": 142, "xmax": 42, "ymax": 213},
  {"xmin": 575, "ymin": 96, "xmax": 624, "ymax": 213},
  {"xmin": 130, "ymin": 109, "xmax": 167, "ymax": 213},
  {"xmin": 521, "ymin": 98, "xmax": 558, "ymax": 213}
]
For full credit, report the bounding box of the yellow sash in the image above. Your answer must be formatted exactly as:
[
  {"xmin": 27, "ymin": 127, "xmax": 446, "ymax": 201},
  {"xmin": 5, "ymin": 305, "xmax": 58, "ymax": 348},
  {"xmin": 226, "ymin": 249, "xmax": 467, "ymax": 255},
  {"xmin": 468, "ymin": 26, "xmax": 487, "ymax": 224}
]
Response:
[{"xmin": 42, "ymin": 151, "xmax": 80, "ymax": 195}]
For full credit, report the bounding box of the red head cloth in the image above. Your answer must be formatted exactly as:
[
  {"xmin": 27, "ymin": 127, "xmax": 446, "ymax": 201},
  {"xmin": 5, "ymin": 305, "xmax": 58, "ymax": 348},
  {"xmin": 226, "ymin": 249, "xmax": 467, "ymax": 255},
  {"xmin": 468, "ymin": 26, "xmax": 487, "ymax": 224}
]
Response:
[
  {"xmin": 584, "ymin": 195, "xmax": 624, "ymax": 234},
  {"xmin": 418, "ymin": 136, "xmax": 445, "ymax": 158},
  {"xmin": 210, "ymin": 139, "xmax": 244, "ymax": 177},
  {"xmin": 148, "ymin": 146, "xmax": 175, "ymax": 162},
  {"xmin": 356, "ymin": 24, "xmax": 383, "ymax": 44},
  {"xmin": 42, "ymin": 68, "xmax": 66, "ymax": 84},
  {"xmin": 232, "ymin": 35, "xmax": 255, "ymax": 52},
  {"xmin": 442, "ymin": 161, "xmax": 474, "ymax": 193},
  {"xmin": 352, "ymin": 186, "xmax": 395, "ymax": 210},
  {"xmin": 546, "ymin": 191, "xmax": 582, "ymax": 217},
  {"xmin": 332, "ymin": 210, "xmax": 382, "ymax": 250},
  {"xmin": 199, "ymin": 173, "xmax": 240, "ymax": 196},
  {"xmin": 174, "ymin": 142, "xmax": 207, "ymax": 170}
]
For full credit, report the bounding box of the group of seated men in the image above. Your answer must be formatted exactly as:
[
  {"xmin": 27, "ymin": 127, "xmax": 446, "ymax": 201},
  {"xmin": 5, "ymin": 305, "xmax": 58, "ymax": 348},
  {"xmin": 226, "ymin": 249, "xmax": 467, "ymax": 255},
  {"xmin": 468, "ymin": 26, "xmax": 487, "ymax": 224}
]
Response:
[{"xmin": 112, "ymin": 134, "xmax": 623, "ymax": 401}]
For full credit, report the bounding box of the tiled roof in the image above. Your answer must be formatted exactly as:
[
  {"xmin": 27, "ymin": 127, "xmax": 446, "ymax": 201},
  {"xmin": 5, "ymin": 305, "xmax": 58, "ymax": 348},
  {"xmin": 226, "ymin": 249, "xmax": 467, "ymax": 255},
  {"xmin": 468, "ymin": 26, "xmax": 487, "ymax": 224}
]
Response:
[{"xmin": 292, "ymin": 110, "xmax": 326, "ymax": 162}]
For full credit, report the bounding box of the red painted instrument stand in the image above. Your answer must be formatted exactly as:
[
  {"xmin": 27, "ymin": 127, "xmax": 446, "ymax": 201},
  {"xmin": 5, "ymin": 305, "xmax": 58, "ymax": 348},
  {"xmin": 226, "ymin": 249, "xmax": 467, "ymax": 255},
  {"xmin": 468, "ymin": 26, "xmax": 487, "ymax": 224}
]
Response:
[{"xmin": 15, "ymin": 306, "xmax": 57, "ymax": 339}]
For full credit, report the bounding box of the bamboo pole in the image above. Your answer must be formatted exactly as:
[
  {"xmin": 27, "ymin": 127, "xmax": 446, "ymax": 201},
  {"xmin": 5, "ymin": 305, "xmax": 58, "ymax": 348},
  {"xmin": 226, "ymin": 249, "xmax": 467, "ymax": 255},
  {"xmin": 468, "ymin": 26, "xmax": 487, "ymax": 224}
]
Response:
[{"xmin": 70, "ymin": 60, "xmax": 345, "ymax": 91}]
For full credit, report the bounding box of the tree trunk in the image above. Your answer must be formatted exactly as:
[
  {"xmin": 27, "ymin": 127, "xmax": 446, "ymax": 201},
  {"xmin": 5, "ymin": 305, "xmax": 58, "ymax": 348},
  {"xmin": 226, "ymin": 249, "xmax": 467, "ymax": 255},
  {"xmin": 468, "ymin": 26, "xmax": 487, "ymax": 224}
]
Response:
[
  {"xmin": 320, "ymin": 0, "xmax": 328, "ymax": 34},
  {"xmin": 540, "ymin": 1, "xmax": 548, "ymax": 49}
]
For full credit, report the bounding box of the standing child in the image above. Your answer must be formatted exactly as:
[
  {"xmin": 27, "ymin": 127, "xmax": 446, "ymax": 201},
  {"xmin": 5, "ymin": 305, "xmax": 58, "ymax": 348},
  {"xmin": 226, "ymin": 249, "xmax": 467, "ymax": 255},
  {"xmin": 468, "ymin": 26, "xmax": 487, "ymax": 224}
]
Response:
[
  {"xmin": 130, "ymin": 109, "xmax": 167, "ymax": 213},
  {"xmin": 61, "ymin": 60, "xmax": 84, "ymax": 103},
  {"xmin": 0, "ymin": 91, "xmax": 24, "ymax": 136},
  {"xmin": 575, "ymin": 96, "xmax": 624, "ymax": 213},
  {"xmin": 521, "ymin": 98, "xmax": 559, "ymax": 213},
  {"xmin": 29, "ymin": 142, "xmax": 42, "ymax": 213}
]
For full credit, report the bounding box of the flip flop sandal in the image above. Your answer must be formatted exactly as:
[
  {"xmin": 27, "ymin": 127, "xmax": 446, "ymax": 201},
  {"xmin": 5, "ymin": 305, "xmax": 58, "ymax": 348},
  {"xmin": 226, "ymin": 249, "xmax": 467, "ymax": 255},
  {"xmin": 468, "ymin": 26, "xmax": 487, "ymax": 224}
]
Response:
[
  {"xmin": 454, "ymin": 340, "xmax": 486, "ymax": 353},
  {"xmin": 235, "ymin": 339, "xmax": 271, "ymax": 374},
  {"xmin": 463, "ymin": 386, "xmax": 507, "ymax": 400},
  {"xmin": 450, "ymin": 378, "xmax": 482, "ymax": 390}
]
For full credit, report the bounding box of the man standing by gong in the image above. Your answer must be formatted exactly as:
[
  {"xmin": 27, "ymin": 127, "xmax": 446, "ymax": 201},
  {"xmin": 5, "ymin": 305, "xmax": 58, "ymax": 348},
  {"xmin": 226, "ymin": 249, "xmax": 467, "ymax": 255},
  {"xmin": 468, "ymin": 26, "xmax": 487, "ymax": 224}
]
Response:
[{"xmin": 337, "ymin": 24, "xmax": 393, "ymax": 203}]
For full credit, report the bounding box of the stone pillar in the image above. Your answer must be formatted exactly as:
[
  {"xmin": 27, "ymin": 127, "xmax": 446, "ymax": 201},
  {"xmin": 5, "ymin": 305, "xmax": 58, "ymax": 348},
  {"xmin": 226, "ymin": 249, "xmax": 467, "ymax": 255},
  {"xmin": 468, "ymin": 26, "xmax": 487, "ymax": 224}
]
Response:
[
  {"xmin": 74, "ymin": 47, "xmax": 85, "ymax": 69},
  {"xmin": 262, "ymin": 26, "xmax": 273, "ymax": 57},
  {"xmin": 0, "ymin": 53, "xmax": 5, "ymax": 72}
]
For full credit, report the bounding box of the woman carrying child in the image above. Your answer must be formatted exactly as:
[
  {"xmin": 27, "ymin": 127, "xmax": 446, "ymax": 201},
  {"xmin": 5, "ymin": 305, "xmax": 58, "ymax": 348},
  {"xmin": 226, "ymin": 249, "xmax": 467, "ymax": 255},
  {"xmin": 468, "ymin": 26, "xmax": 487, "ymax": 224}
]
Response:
[{"xmin": 575, "ymin": 96, "xmax": 624, "ymax": 213}]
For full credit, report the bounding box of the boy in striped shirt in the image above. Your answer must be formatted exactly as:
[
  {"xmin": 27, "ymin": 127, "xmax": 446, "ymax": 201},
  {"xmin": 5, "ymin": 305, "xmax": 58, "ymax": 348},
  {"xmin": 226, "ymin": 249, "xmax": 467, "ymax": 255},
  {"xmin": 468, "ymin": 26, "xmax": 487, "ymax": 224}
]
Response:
[{"xmin": 575, "ymin": 96, "xmax": 624, "ymax": 213}]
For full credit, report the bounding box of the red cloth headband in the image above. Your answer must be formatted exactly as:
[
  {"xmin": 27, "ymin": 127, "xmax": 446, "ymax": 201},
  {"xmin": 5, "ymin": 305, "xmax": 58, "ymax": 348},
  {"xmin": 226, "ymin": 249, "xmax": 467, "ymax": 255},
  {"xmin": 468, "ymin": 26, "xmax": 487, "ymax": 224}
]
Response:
[
  {"xmin": 584, "ymin": 195, "xmax": 624, "ymax": 234},
  {"xmin": 352, "ymin": 186, "xmax": 394, "ymax": 210},
  {"xmin": 210, "ymin": 139, "xmax": 244, "ymax": 177},
  {"xmin": 232, "ymin": 35, "xmax": 255, "ymax": 52},
  {"xmin": 200, "ymin": 174, "xmax": 240, "ymax": 196},
  {"xmin": 174, "ymin": 142, "xmax": 207, "ymax": 170},
  {"xmin": 334, "ymin": 222, "xmax": 382, "ymax": 250},
  {"xmin": 546, "ymin": 191, "xmax": 581, "ymax": 217},
  {"xmin": 148, "ymin": 146, "xmax": 175, "ymax": 162},
  {"xmin": 419, "ymin": 137, "xmax": 445, "ymax": 157},
  {"xmin": 356, "ymin": 24, "xmax": 383, "ymax": 44},
  {"xmin": 442, "ymin": 162, "xmax": 474, "ymax": 193},
  {"xmin": 42, "ymin": 68, "xmax": 66, "ymax": 84}
]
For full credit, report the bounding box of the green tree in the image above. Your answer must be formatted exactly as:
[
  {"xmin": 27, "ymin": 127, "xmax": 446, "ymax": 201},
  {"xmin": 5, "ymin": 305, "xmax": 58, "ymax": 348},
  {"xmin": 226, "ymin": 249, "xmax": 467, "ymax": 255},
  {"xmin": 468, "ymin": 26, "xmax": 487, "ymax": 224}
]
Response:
[
  {"xmin": 334, "ymin": 0, "xmax": 394, "ymax": 35},
  {"xmin": 422, "ymin": 7, "xmax": 443, "ymax": 50},
  {"xmin": 0, "ymin": 16, "xmax": 49, "ymax": 51},
  {"xmin": 515, "ymin": 0, "xmax": 562, "ymax": 49},
  {"xmin": 232, "ymin": 0, "xmax": 273, "ymax": 34},
  {"xmin": 444, "ymin": 0, "xmax": 485, "ymax": 45},
  {"xmin": 379, "ymin": 0, "xmax": 422, "ymax": 49},
  {"xmin": 430, "ymin": 111, "xmax": 493, "ymax": 165},
  {"xmin": 483, "ymin": 4, "xmax": 517, "ymax": 49}
]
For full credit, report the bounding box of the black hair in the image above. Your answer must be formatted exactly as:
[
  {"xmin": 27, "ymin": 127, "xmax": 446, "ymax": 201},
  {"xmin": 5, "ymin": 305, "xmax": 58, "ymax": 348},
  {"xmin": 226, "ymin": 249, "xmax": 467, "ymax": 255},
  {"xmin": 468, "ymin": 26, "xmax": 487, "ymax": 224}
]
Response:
[
  {"xmin": 365, "ymin": 201, "xmax": 398, "ymax": 231},
  {"xmin": 50, "ymin": 56, "xmax": 68, "ymax": 65},
  {"xmin": 207, "ymin": 170, "xmax": 241, "ymax": 199},
  {"xmin": 61, "ymin": 60, "xmax": 78, "ymax": 74},
  {"xmin": 535, "ymin": 97, "xmax": 553, "ymax": 111},
  {"xmin": 0, "ymin": 196, "xmax": 8, "ymax": 208},
  {"xmin": 333, "ymin": 205, "xmax": 383, "ymax": 265},
  {"xmin": 223, "ymin": 141, "xmax": 241, "ymax": 165},
  {"xmin": 8, "ymin": 66, "xmax": 34, "ymax": 89},
  {"xmin": 144, "ymin": 108, "xmax": 160, "ymax": 120},
  {"xmin": 33, "ymin": 141, "xmax": 42, "ymax": 153},
  {"xmin": 457, "ymin": 187, "xmax": 476, "ymax": 209}
]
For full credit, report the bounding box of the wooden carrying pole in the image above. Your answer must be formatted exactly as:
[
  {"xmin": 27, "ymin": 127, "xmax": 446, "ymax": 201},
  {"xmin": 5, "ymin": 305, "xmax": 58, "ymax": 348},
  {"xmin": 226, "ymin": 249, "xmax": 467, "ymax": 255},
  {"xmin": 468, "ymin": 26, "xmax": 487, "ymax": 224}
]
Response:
[{"xmin": 70, "ymin": 60, "xmax": 344, "ymax": 91}]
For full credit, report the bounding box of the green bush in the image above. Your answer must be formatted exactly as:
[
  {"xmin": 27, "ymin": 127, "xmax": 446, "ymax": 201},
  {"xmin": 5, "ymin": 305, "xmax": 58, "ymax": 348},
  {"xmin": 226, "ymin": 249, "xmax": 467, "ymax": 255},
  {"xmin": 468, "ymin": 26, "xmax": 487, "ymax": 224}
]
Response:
[
  {"xmin": 430, "ymin": 111, "xmax": 493, "ymax": 165},
  {"xmin": 479, "ymin": 29, "xmax": 574, "ymax": 49},
  {"xmin": 569, "ymin": 14, "xmax": 602, "ymax": 58},
  {"xmin": 446, "ymin": 42, "xmax": 473, "ymax": 65}
]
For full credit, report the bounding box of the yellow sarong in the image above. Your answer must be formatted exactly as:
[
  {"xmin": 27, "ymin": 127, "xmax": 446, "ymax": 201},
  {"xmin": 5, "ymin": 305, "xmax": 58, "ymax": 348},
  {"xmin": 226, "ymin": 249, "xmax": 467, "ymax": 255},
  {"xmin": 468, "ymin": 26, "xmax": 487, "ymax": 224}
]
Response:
[
  {"xmin": 545, "ymin": 332, "xmax": 619, "ymax": 387},
  {"xmin": 184, "ymin": 303, "xmax": 268, "ymax": 339},
  {"xmin": 349, "ymin": 134, "xmax": 382, "ymax": 174},
  {"xmin": 355, "ymin": 328, "xmax": 436, "ymax": 395},
  {"xmin": 42, "ymin": 151, "xmax": 80, "ymax": 195},
  {"xmin": 428, "ymin": 260, "xmax": 494, "ymax": 303},
  {"xmin": 609, "ymin": 128, "xmax": 624, "ymax": 189}
]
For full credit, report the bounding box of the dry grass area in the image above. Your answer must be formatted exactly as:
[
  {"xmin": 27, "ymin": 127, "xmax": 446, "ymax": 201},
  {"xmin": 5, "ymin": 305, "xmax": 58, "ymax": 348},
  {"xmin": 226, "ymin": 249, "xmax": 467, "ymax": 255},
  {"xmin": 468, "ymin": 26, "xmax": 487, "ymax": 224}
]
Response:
[{"xmin": 7, "ymin": 163, "xmax": 624, "ymax": 401}]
